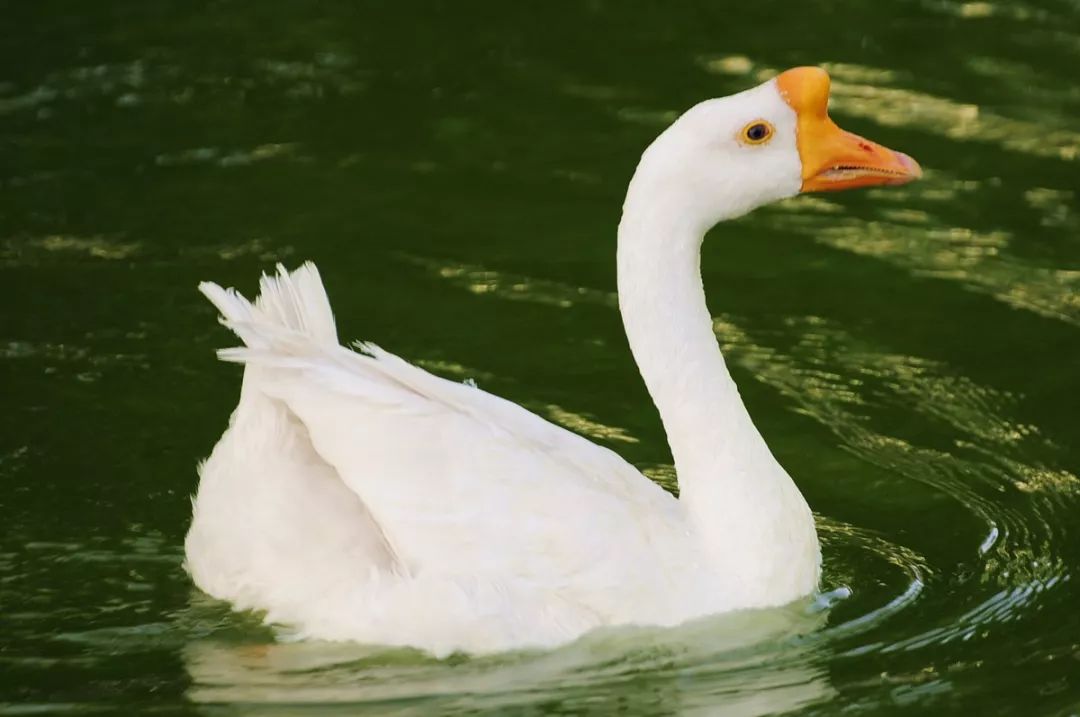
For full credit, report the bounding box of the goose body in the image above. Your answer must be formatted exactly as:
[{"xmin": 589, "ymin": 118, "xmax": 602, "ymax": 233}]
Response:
[{"xmin": 186, "ymin": 67, "xmax": 919, "ymax": 655}]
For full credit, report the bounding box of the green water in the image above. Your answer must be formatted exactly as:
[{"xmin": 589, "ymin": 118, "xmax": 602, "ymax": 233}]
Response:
[{"xmin": 3, "ymin": 1, "xmax": 1079, "ymax": 714}]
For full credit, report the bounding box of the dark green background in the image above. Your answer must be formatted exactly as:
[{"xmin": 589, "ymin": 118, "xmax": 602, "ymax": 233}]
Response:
[{"xmin": 2, "ymin": 1, "xmax": 1079, "ymax": 714}]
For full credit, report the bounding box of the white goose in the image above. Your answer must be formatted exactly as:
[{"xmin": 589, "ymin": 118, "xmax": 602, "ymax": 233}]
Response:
[{"xmin": 186, "ymin": 67, "xmax": 920, "ymax": 656}]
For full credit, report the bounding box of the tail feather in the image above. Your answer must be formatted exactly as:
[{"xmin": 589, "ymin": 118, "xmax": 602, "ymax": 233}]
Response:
[{"xmin": 199, "ymin": 262, "xmax": 339, "ymax": 351}]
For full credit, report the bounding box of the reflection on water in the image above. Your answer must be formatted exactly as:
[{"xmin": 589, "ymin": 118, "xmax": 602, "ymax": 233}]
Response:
[
  {"xmin": 823, "ymin": 63, "xmax": 1079, "ymax": 161},
  {"xmin": 182, "ymin": 605, "xmax": 833, "ymax": 715},
  {"xmin": 1, "ymin": 234, "xmax": 140, "ymax": 265},
  {"xmin": 761, "ymin": 181, "xmax": 1080, "ymax": 327},
  {"xmin": 783, "ymin": 209, "xmax": 1080, "ymax": 327},
  {"xmin": 403, "ymin": 254, "xmax": 618, "ymax": 310},
  {"xmin": 1024, "ymin": 187, "xmax": 1077, "ymax": 230},
  {"xmin": 4, "ymin": 1, "xmax": 1080, "ymax": 713},
  {"xmin": 154, "ymin": 142, "xmax": 299, "ymax": 168},
  {"xmin": 416, "ymin": 352, "xmax": 640, "ymax": 444},
  {"xmin": 0, "ymin": 54, "xmax": 367, "ymax": 118}
]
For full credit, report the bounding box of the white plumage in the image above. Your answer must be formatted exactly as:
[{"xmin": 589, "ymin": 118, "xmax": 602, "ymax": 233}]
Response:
[
  {"xmin": 189, "ymin": 263, "xmax": 720, "ymax": 656},
  {"xmin": 185, "ymin": 67, "xmax": 919, "ymax": 655}
]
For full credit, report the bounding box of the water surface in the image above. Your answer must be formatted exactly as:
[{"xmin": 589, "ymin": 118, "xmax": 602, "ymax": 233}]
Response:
[{"xmin": 3, "ymin": 2, "xmax": 1079, "ymax": 714}]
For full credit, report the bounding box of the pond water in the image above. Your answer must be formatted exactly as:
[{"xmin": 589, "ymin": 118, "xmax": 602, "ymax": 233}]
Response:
[{"xmin": 2, "ymin": 1, "xmax": 1079, "ymax": 714}]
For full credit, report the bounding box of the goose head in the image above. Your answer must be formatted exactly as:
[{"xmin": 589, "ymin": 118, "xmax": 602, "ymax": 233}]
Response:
[{"xmin": 627, "ymin": 66, "xmax": 921, "ymax": 228}]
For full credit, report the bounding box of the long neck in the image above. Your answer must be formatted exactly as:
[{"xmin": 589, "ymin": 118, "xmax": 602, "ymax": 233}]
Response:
[
  {"xmin": 617, "ymin": 166, "xmax": 818, "ymax": 596},
  {"xmin": 617, "ymin": 193, "xmax": 771, "ymax": 503}
]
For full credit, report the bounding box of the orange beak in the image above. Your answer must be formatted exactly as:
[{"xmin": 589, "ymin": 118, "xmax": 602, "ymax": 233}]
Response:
[{"xmin": 776, "ymin": 67, "xmax": 921, "ymax": 193}]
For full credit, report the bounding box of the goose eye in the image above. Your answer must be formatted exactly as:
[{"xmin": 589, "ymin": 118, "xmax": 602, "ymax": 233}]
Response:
[{"xmin": 740, "ymin": 120, "xmax": 774, "ymax": 145}]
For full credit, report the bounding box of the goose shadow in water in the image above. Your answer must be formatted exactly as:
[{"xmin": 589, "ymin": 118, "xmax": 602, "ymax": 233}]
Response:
[{"xmin": 181, "ymin": 598, "xmax": 835, "ymax": 716}]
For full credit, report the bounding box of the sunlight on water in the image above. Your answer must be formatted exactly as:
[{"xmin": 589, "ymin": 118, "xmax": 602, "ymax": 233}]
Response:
[
  {"xmin": 417, "ymin": 354, "xmax": 640, "ymax": 445},
  {"xmin": 154, "ymin": 143, "xmax": 300, "ymax": 168},
  {"xmin": 542, "ymin": 404, "xmax": 640, "ymax": 444},
  {"xmin": 822, "ymin": 63, "xmax": 1080, "ymax": 161},
  {"xmin": 2, "ymin": 234, "xmax": 140, "ymax": 265},
  {"xmin": 402, "ymin": 254, "xmax": 618, "ymax": 310},
  {"xmin": 770, "ymin": 192, "xmax": 1080, "ymax": 327},
  {"xmin": 0, "ymin": 54, "xmax": 367, "ymax": 118},
  {"xmin": 4, "ymin": 3, "xmax": 1079, "ymax": 712}
]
